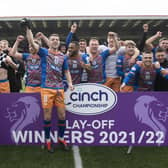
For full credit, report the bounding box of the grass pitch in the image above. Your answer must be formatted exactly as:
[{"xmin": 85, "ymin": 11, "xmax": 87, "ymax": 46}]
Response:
[
  {"xmin": 0, "ymin": 145, "xmax": 74, "ymax": 168},
  {"xmin": 80, "ymin": 146, "xmax": 168, "ymax": 168},
  {"xmin": 0, "ymin": 146, "xmax": 168, "ymax": 168}
]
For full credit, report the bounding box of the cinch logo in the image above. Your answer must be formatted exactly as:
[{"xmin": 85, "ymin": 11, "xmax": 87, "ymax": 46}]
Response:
[
  {"xmin": 70, "ymin": 90, "xmax": 108, "ymax": 101},
  {"xmin": 65, "ymin": 83, "xmax": 117, "ymax": 115}
]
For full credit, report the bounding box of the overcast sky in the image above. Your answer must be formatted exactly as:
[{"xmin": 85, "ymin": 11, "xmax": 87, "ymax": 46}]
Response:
[{"xmin": 0, "ymin": 0, "xmax": 168, "ymax": 16}]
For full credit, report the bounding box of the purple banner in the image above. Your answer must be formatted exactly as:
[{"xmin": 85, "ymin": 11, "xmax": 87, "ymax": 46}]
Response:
[{"xmin": 0, "ymin": 84, "xmax": 168, "ymax": 146}]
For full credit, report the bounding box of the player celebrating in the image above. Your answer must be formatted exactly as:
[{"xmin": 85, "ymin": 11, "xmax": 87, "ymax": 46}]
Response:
[
  {"xmin": 154, "ymin": 48, "xmax": 168, "ymax": 91},
  {"xmin": 82, "ymin": 36, "xmax": 119, "ymax": 84},
  {"xmin": 0, "ymin": 41, "xmax": 18, "ymax": 93},
  {"xmin": 120, "ymin": 51, "xmax": 168, "ymax": 91},
  {"xmin": 11, "ymin": 35, "xmax": 41, "ymax": 93},
  {"xmin": 23, "ymin": 18, "xmax": 73, "ymax": 153},
  {"xmin": 116, "ymin": 40, "xmax": 141, "ymax": 92},
  {"xmin": 99, "ymin": 32, "xmax": 121, "ymax": 91},
  {"xmin": 67, "ymin": 41, "xmax": 88, "ymax": 85}
]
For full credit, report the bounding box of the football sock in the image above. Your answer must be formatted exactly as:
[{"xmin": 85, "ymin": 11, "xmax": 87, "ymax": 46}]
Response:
[
  {"xmin": 44, "ymin": 120, "xmax": 51, "ymax": 140},
  {"xmin": 58, "ymin": 120, "xmax": 66, "ymax": 138}
]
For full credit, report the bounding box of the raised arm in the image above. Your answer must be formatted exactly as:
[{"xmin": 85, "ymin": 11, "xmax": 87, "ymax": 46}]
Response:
[
  {"xmin": 10, "ymin": 35, "xmax": 24, "ymax": 60},
  {"xmin": 66, "ymin": 23, "xmax": 78, "ymax": 47},
  {"xmin": 35, "ymin": 32, "xmax": 50, "ymax": 47},
  {"xmin": 108, "ymin": 32, "xmax": 119, "ymax": 54},
  {"xmin": 145, "ymin": 31, "xmax": 162, "ymax": 49},
  {"xmin": 20, "ymin": 18, "xmax": 38, "ymax": 51},
  {"xmin": 26, "ymin": 28, "xmax": 39, "ymax": 52},
  {"xmin": 138, "ymin": 24, "xmax": 149, "ymax": 52},
  {"xmin": 129, "ymin": 48, "xmax": 140, "ymax": 65}
]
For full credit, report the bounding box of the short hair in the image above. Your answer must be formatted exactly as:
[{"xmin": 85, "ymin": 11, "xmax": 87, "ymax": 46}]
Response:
[
  {"xmin": 70, "ymin": 41, "xmax": 79, "ymax": 48},
  {"xmin": 89, "ymin": 37, "xmax": 99, "ymax": 43},
  {"xmin": 79, "ymin": 39, "xmax": 87, "ymax": 43},
  {"xmin": 0, "ymin": 39, "xmax": 9, "ymax": 44},
  {"xmin": 142, "ymin": 50, "xmax": 153, "ymax": 55},
  {"xmin": 0, "ymin": 40, "xmax": 9, "ymax": 46},
  {"xmin": 49, "ymin": 33, "xmax": 59, "ymax": 39},
  {"xmin": 107, "ymin": 32, "xmax": 118, "ymax": 38},
  {"xmin": 159, "ymin": 37, "xmax": 168, "ymax": 43},
  {"xmin": 156, "ymin": 47, "xmax": 166, "ymax": 53},
  {"xmin": 125, "ymin": 40, "xmax": 136, "ymax": 47}
]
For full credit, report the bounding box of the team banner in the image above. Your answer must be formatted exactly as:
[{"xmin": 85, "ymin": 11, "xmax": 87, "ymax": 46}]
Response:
[{"xmin": 0, "ymin": 83, "xmax": 168, "ymax": 146}]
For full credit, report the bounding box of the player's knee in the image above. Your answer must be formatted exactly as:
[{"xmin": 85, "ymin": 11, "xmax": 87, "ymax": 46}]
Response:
[
  {"xmin": 57, "ymin": 106, "xmax": 66, "ymax": 119},
  {"xmin": 44, "ymin": 108, "xmax": 52, "ymax": 120},
  {"xmin": 59, "ymin": 113, "xmax": 65, "ymax": 120},
  {"xmin": 57, "ymin": 111, "xmax": 65, "ymax": 120},
  {"xmin": 44, "ymin": 115, "xmax": 52, "ymax": 121}
]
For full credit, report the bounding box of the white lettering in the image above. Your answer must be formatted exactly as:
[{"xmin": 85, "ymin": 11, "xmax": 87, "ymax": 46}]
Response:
[
  {"xmin": 79, "ymin": 120, "xmax": 87, "ymax": 129},
  {"xmin": 66, "ymin": 120, "xmax": 72, "ymax": 129},
  {"xmin": 50, "ymin": 131, "xmax": 58, "ymax": 143},
  {"xmin": 35, "ymin": 131, "xmax": 45, "ymax": 143},
  {"xmin": 71, "ymin": 131, "xmax": 82, "ymax": 143},
  {"xmin": 29, "ymin": 131, "xmax": 32, "ymax": 143},
  {"xmin": 64, "ymin": 130, "xmax": 70, "ymax": 143},
  {"xmin": 92, "ymin": 120, "xmax": 101, "ymax": 129},
  {"xmin": 109, "ymin": 120, "xmax": 115, "ymax": 129},
  {"xmin": 83, "ymin": 131, "xmax": 94, "ymax": 144},
  {"xmin": 12, "ymin": 131, "xmax": 28, "ymax": 144},
  {"xmin": 72, "ymin": 120, "xmax": 80, "ymax": 129}
]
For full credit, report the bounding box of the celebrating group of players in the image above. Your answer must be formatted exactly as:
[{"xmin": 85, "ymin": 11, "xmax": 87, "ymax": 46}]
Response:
[{"xmin": 0, "ymin": 19, "xmax": 168, "ymax": 153}]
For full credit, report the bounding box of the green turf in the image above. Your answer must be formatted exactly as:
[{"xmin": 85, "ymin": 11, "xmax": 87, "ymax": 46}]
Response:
[
  {"xmin": 0, "ymin": 145, "xmax": 74, "ymax": 168},
  {"xmin": 1, "ymin": 146, "xmax": 168, "ymax": 168},
  {"xmin": 80, "ymin": 146, "xmax": 168, "ymax": 168}
]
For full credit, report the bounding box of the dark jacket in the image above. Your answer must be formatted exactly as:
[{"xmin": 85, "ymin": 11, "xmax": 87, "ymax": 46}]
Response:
[{"xmin": 154, "ymin": 60, "xmax": 168, "ymax": 91}]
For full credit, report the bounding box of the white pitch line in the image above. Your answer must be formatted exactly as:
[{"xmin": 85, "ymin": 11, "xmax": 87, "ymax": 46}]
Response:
[
  {"xmin": 127, "ymin": 146, "xmax": 133, "ymax": 154},
  {"xmin": 72, "ymin": 145, "xmax": 83, "ymax": 168}
]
